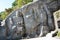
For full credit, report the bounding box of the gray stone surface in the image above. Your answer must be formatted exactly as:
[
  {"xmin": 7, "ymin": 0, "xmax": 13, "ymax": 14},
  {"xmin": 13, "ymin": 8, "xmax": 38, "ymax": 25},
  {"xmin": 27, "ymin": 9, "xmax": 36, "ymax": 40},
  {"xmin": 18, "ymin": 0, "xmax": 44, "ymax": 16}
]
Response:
[{"xmin": 1, "ymin": 0, "xmax": 60, "ymax": 39}]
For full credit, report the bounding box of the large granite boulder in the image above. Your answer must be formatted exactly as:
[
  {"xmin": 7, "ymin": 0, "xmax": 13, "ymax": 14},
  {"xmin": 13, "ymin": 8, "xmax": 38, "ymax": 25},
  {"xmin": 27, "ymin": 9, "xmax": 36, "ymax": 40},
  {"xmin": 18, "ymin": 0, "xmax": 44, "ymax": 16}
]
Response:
[{"xmin": 3, "ymin": 0, "xmax": 60, "ymax": 39}]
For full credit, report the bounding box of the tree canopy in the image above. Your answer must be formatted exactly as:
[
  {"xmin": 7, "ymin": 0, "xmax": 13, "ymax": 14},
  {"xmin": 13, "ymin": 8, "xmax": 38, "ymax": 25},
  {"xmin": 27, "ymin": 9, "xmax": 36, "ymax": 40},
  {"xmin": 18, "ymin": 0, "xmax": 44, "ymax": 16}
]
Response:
[{"xmin": 0, "ymin": 0, "xmax": 33, "ymax": 20}]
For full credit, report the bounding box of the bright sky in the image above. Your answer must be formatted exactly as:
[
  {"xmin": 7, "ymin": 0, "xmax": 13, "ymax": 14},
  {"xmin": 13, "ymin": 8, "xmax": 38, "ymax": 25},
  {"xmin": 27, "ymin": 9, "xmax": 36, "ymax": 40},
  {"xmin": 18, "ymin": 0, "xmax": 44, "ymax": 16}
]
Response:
[{"xmin": 0, "ymin": 0, "xmax": 15, "ymax": 12}]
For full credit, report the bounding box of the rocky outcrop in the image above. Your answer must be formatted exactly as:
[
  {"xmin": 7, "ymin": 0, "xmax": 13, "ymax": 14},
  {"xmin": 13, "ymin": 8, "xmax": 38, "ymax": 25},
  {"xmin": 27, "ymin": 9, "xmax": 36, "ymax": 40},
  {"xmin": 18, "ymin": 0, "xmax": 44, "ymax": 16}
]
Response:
[{"xmin": 1, "ymin": 0, "xmax": 60, "ymax": 40}]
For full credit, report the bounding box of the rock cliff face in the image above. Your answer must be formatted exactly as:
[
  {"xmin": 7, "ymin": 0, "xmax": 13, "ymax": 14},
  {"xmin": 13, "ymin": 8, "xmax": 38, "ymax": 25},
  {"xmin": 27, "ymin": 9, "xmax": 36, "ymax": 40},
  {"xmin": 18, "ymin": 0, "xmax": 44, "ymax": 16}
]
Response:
[{"xmin": 3, "ymin": 0, "xmax": 60, "ymax": 39}]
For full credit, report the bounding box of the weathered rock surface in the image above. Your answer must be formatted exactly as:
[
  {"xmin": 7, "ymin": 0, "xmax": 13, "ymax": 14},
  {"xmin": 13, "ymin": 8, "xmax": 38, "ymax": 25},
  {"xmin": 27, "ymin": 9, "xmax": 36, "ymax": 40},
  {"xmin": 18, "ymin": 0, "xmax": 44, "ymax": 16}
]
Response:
[{"xmin": 1, "ymin": 0, "xmax": 60, "ymax": 40}]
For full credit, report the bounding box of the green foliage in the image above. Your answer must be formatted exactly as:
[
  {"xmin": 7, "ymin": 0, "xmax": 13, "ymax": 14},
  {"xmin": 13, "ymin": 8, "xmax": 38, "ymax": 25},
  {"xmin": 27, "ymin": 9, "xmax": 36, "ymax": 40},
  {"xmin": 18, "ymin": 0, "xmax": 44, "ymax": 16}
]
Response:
[
  {"xmin": 12, "ymin": 0, "xmax": 33, "ymax": 8},
  {"xmin": 0, "ymin": 0, "xmax": 33, "ymax": 20},
  {"xmin": 0, "ymin": 8, "xmax": 13, "ymax": 20},
  {"xmin": 0, "ymin": 14, "xmax": 1, "ymax": 19},
  {"xmin": 24, "ymin": 0, "xmax": 33, "ymax": 4},
  {"xmin": 12, "ymin": 0, "xmax": 17, "ymax": 7},
  {"xmin": 0, "ymin": 11, "xmax": 6, "ymax": 20},
  {"xmin": 5, "ymin": 8, "xmax": 13, "ymax": 14},
  {"xmin": 57, "ymin": 31, "xmax": 60, "ymax": 37},
  {"xmin": 17, "ymin": 0, "xmax": 23, "ymax": 7}
]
